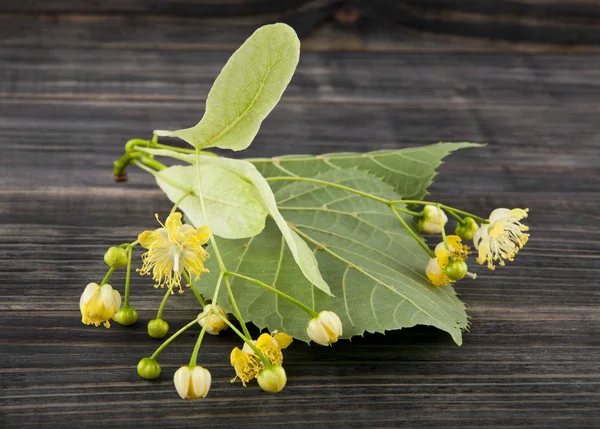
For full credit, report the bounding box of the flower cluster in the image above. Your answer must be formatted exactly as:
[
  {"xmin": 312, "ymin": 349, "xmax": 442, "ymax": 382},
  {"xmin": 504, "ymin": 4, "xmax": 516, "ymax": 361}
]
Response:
[{"xmin": 421, "ymin": 206, "xmax": 530, "ymax": 287}]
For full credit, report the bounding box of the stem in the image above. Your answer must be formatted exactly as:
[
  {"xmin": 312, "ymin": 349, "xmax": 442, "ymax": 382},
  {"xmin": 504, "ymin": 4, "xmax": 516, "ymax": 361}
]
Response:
[
  {"xmin": 189, "ymin": 319, "xmax": 209, "ymax": 367},
  {"xmin": 123, "ymin": 246, "xmax": 133, "ymax": 306},
  {"xmin": 150, "ymin": 318, "xmax": 199, "ymax": 360},
  {"xmin": 100, "ymin": 267, "xmax": 115, "ymax": 286},
  {"xmin": 437, "ymin": 204, "xmax": 449, "ymax": 251},
  {"xmin": 266, "ymin": 176, "xmax": 390, "ymax": 205},
  {"xmin": 215, "ymin": 313, "xmax": 271, "ymax": 368},
  {"xmin": 226, "ymin": 271, "xmax": 318, "ymax": 318},
  {"xmin": 391, "ymin": 200, "xmax": 488, "ymax": 224},
  {"xmin": 183, "ymin": 271, "xmax": 207, "ymax": 307},
  {"xmin": 170, "ymin": 190, "xmax": 192, "ymax": 215},
  {"xmin": 224, "ymin": 275, "xmax": 251, "ymax": 339},
  {"xmin": 156, "ymin": 288, "xmax": 172, "ymax": 320},
  {"xmin": 446, "ymin": 209, "xmax": 464, "ymax": 223},
  {"xmin": 390, "ymin": 207, "xmax": 435, "ymax": 258},
  {"xmin": 194, "ymin": 148, "xmax": 228, "ymax": 309},
  {"xmin": 133, "ymin": 160, "xmax": 158, "ymax": 176}
]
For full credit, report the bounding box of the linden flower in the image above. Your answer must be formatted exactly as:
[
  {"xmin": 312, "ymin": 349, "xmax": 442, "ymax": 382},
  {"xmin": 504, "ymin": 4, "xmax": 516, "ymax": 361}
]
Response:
[
  {"xmin": 80, "ymin": 283, "xmax": 121, "ymax": 328},
  {"xmin": 173, "ymin": 365, "xmax": 211, "ymax": 399},
  {"xmin": 138, "ymin": 212, "xmax": 210, "ymax": 293},
  {"xmin": 425, "ymin": 235, "xmax": 470, "ymax": 287},
  {"xmin": 418, "ymin": 205, "xmax": 448, "ymax": 234},
  {"xmin": 230, "ymin": 332, "xmax": 293, "ymax": 386},
  {"xmin": 474, "ymin": 208, "xmax": 530, "ymax": 270}
]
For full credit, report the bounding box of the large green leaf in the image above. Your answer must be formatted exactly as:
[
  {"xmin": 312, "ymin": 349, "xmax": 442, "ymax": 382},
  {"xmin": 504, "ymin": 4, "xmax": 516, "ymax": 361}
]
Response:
[
  {"xmin": 196, "ymin": 168, "xmax": 469, "ymax": 345},
  {"xmin": 155, "ymin": 23, "xmax": 300, "ymax": 151}
]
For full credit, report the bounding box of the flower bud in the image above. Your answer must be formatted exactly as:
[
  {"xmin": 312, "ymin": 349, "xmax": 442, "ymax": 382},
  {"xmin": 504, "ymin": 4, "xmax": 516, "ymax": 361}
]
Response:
[
  {"xmin": 257, "ymin": 365, "xmax": 287, "ymax": 393},
  {"xmin": 103, "ymin": 246, "xmax": 129, "ymax": 269},
  {"xmin": 80, "ymin": 283, "xmax": 121, "ymax": 328},
  {"xmin": 445, "ymin": 260, "xmax": 468, "ymax": 281},
  {"xmin": 306, "ymin": 311, "xmax": 343, "ymax": 346},
  {"xmin": 147, "ymin": 319, "xmax": 169, "ymax": 339},
  {"xmin": 113, "ymin": 306, "xmax": 138, "ymax": 326},
  {"xmin": 137, "ymin": 357, "xmax": 161, "ymax": 380},
  {"xmin": 455, "ymin": 217, "xmax": 479, "ymax": 241},
  {"xmin": 197, "ymin": 304, "xmax": 228, "ymax": 335},
  {"xmin": 173, "ymin": 365, "xmax": 211, "ymax": 399},
  {"xmin": 418, "ymin": 205, "xmax": 448, "ymax": 234}
]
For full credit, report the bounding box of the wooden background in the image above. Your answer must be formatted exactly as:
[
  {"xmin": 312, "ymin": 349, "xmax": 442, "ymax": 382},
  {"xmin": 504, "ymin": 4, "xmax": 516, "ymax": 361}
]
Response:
[{"xmin": 1, "ymin": 1, "xmax": 599, "ymax": 427}]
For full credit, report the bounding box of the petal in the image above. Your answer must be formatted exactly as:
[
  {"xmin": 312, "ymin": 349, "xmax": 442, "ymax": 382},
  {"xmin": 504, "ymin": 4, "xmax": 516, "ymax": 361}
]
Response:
[
  {"xmin": 165, "ymin": 212, "xmax": 183, "ymax": 235},
  {"xmin": 273, "ymin": 332, "xmax": 293, "ymax": 349},
  {"xmin": 489, "ymin": 208, "xmax": 511, "ymax": 224},
  {"xmin": 255, "ymin": 333, "xmax": 275, "ymax": 348},
  {"xmin": 230, "ymin": 347, "xmax": 246, "ymax": 366},
  {"xmin": 138, "ymin": 230, "xmax": 158, "ymax": 249},
  {"xmin": 173, "ymin": 366, "xmax": 191, "ymax": 399},
  {"xmin": 80, "ymin": 283, "xmax": 100, "ymax": 306},
  {"xmin": 99, "ymin": 284, "xmax": 117, "ymax": 310}
]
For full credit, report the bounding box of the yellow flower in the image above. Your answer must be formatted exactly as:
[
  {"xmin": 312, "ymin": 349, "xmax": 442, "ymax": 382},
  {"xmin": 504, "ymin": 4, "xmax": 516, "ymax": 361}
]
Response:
[
  {"xmin": 80, "ymin": 283, "xmax": 121, "ymax": 328},
  {"xmin": 230, "ymin": 332, "xmax": 293, "ymax": 386},
  {"xmin": 425, "ymin": 235, "xmax": 470, "ymax": 287},
  {"xmin": 230, "ymin": 348, "xmax": 261, "ymax": 386},
  {"xmin": 173, "ymin": 365, "xmax": 211, "ymax": 399},
  {"xmin": 474, "ymin": 208, "xmax": 529, "ymax": 270},
  {"xmin": 138, "ymin": 212, "xmax": 210, "ymax": 293}
]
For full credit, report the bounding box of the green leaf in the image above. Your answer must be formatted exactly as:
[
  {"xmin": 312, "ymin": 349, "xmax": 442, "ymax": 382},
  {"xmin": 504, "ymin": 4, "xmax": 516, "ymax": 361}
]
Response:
[
  {"xmin": 155, "ymin": 165, "xmax": 268, "ymax": 239},
  {"xmin": 196, "ymin": 168, "xmax": 469, "ymax": 345},
  {"xmin": 155, "ymin": 23, "xmax": 300, "ymax": 151},
  {"xmin": 250, "ymin": 142, "xmax": 481, "ymax": 199}
]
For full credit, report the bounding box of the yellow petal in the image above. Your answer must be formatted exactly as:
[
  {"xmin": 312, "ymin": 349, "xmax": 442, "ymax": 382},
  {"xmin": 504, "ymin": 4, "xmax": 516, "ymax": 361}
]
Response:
[
  {"xmin": 138, "ymin": 230, "xmax": 157, "ymax": 249},
  {"xmin": 230, "ymin": 347, "xmax": 246, "ymax": 366},
  {"xmin": 165, "ymin": 212, "xmax": 183, "ymax": 235},
  {"xmin": 273, "ymin": 332, "xmax": 293, "ymax": 349}
]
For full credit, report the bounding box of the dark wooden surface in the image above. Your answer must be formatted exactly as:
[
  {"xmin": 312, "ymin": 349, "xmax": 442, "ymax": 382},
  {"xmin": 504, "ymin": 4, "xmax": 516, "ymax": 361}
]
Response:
[{"xmin": 1, "ymin": 2, "xmax": 599, "ymax": 428}]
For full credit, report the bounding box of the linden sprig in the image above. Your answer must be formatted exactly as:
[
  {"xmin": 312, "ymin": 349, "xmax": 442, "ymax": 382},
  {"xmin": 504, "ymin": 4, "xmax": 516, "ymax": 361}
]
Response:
[{"xmin": 78, "ymin": 23, "xmax": 531, "ymax": 400}]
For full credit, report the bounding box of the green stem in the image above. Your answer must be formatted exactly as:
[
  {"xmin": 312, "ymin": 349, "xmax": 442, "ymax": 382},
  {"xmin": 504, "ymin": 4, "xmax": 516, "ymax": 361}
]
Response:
[
  {"xmin": 437, "ymin": 204, "xmax": 449, "ymax": 251},
  {"xmin": 150, "ymin": 318, "xmax": 198, "ymax": 360},
  {"xmin": 183, "ymin": 271, "xmax": 207, "ymax": 307},
  {"xmin": 100, "ymin": 267, "xmax": 115, "ymax": 286},
  {"xmin": 133, "ymin": 160, "xmax": 158, "ymax": 176},
  {"xmin": 224, "ymin": 275, "xmax": 251, "ymax": 339},
  {"xmin": 391, "ymin": 200, "xmax": 488, "ymax": 224},
  {"xmin": 194, "ymin": 148, "xmax": 228, "ymax": 308},
  {"xmin": 140, "ymin": 155, "xmax": 166, "ymax": 171},
  {"xmin": 189, "ymin": 319, "xmax": 209, "ymax": 367},
  {"xmin": 446, "ymin": 209, "xmax": 464, "ymax": 223},
  {"xmin": 170, "ymin": 190, "xmax": 192, "ymax": 215},
  {"xmin": 123, "ymin": 246, "xmax": 133, "ymax": 307},
  {"xmin": 265, "ymin": 176, "xmax": 390, "ymax": 205},
  {"xmin": 215, "ymin": 313, "xmax": 271, "ymax": 368},
  {"xmin": 390, "ymin": 207, "xmax": 435, "ymax": 258},
  {"xmin": 226, "ymin": 271, "xmax": 318, "ymax": 318},
  {"xmin": 156, "ymin": 288, "xmax": 172, "ymax": 320}
]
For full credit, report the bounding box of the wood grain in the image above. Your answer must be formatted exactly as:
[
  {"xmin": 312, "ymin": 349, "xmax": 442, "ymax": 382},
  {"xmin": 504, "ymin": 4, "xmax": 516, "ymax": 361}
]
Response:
[{"xmin": 0, "ymin": 4, "xmax": 599, "ymax": 429}]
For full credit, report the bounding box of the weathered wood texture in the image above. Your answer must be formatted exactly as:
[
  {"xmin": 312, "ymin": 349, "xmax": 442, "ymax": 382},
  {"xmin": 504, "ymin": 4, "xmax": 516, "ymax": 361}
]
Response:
[{"xmin": 1, "ymin": 3, "xmax": 599, "ymax": 429}]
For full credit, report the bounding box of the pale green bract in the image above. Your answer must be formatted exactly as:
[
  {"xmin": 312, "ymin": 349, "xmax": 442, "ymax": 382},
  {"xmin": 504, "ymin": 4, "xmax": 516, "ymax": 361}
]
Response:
[
  {"xmin": 155, "ymin": 164, "xmax": 267, "ymax": 240},
  {"xmin": 190, "ymin": 143, "xmax": 476, "ymax": 345},
  {"xmin": 154, "ymin": 23, "xmax": 300, "ymax": 151}
]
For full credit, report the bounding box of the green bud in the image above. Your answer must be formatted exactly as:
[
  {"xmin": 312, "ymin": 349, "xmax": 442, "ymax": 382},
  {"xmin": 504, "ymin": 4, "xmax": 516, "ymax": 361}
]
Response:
[
  {"xmin": 137, "ymin": 357, "xmax": 161, "ymax": 380},
  {"xmin": 455, "ymin": 217, "xmax": 479, "ymax": 240},
  {"xmin": 257, "ymin": 366, "xmax": 287, "ymax": 393},
  {"xmin": 445, "ymin": 260, "xmax": 468, "ymax": 281},
  {"xmin": 113, "ymin": 306, "xmax": 138, "ymax": 326},
  {"xmin": 148, "ymin": 319, "xmax": 169, "ymax": 339},
  {"xmin": 104, "ymin": 246, "xmax": 129, "ymax": 268}
]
